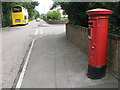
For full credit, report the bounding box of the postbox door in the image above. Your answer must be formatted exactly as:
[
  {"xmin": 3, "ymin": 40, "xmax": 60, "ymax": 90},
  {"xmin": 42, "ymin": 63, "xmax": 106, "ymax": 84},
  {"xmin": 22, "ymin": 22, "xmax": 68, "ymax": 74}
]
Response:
[{"xmin": 88, "ymin": 19, "xmax": 97, "ymax": 66}]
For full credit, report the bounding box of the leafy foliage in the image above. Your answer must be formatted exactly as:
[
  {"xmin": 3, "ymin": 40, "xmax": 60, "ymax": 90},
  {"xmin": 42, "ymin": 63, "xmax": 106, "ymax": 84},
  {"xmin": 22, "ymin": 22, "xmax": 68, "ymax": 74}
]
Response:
[
  {"xmin": 51, "ymin": 2, "xmax": 89, "ymax": 27},
  {"xmin": 2, "ymin": 2, "xmax": 39, "ymax": 27},
  {"xmin": 51, "ymin": 2, "xmax": 120, "ymax": 35},
  {"xmin": 40, "ymin": 14, "xmax": 47, "ymax": 20},
  {"xmin": 46, "ymin": 10, "xmax": 61, "ymax": 20}
]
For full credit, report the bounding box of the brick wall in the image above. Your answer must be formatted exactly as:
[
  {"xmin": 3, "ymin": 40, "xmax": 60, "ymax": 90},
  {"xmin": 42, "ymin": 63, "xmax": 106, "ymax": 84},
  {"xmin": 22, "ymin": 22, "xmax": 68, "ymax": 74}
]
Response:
[{"xmin": 66, "ymin": 24, "xmax": 120, "ymax": 79}]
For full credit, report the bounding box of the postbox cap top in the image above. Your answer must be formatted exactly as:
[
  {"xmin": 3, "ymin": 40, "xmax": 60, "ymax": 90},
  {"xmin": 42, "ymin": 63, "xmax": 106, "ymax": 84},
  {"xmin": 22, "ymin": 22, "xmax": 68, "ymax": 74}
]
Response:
[{"xmin": 86, "ymin": 8, "xmax": 112, "ymax": 15}]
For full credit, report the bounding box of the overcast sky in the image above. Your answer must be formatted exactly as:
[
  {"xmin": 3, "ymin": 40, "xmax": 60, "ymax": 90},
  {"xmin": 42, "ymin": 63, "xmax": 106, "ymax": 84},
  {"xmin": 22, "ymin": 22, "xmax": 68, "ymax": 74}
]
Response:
[{"xmin": 35, "ymin": 0, "xmax": 54, "ymax": 14}]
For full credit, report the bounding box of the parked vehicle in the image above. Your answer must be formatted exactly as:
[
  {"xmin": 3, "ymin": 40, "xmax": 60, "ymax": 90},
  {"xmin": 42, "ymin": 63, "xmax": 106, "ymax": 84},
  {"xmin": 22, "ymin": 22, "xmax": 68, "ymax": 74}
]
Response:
[
  {"xmin": 11, "ymin": 5, "xmax": 29, "ymax": 25},
  {"xmin": 36, "ymin": 18, "xmax": 40, "ymax": 22}
]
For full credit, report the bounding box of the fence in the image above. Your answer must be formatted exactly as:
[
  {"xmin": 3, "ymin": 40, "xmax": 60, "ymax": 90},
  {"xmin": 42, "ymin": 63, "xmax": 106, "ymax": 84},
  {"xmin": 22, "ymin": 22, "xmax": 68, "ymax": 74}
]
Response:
[{"xmin": 66, "ymin": 24, "xmax": 120, "ymax": 79}]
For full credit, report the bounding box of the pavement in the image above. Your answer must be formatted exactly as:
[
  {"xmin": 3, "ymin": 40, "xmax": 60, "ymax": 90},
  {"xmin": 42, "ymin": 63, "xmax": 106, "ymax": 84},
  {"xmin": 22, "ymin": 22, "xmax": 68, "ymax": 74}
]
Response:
[{"xmin": 16, "ymin": 20, "xmax": 118, "ymax": 88}]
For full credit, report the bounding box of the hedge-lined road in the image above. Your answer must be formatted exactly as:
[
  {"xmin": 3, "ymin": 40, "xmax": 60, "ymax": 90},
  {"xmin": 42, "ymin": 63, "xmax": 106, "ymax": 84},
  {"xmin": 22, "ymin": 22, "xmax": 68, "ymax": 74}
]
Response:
[{"xmin": 2, "ymin": 20, "xmax": 45, "ymax": 88}]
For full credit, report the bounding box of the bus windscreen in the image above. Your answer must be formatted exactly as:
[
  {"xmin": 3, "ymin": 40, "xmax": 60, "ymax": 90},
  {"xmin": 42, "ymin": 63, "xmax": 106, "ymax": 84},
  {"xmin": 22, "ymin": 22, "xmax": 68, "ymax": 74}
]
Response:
[{"xmin": 12, "ymin": 6, "xmax": 22, "ymax": 12}]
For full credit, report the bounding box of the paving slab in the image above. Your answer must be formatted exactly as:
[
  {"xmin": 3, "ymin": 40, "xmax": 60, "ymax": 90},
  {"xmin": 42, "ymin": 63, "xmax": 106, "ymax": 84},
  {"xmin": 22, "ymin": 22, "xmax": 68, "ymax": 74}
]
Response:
[{"xmin": 20, "ymin": 22, "xmax": 118, "ymax": 88}]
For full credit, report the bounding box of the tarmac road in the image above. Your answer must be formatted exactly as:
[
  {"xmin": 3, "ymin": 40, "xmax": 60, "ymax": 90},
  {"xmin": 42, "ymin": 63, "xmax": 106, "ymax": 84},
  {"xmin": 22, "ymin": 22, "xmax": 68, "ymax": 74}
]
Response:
[{"xmin": 2, "ymin": 20, "xmax": 42, "ymax": 88}]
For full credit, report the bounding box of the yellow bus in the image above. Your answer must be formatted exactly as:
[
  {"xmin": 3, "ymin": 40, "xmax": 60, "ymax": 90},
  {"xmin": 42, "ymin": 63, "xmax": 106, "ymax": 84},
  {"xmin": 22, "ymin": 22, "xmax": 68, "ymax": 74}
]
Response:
[{"xmin": 11, "ymin": 6, "xmax": 29, "ymax": 25}]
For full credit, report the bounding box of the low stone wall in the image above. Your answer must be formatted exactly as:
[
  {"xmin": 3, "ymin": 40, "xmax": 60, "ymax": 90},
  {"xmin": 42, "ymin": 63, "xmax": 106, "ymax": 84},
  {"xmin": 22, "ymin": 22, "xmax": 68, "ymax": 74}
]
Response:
[
  {"xmin": 45, "ymin": 20, "xmax": 69, "ymax": 24},
  {"xmin": 66, "ymin": 24, "xmax": 120, "ymax": 79},
  {"xmin": 107, "ymin": 34, "xmax": 120, "ymax": 79},
  {"xmin": 66, "ymin": 24, "xmax": 89, "ymax": 53}
]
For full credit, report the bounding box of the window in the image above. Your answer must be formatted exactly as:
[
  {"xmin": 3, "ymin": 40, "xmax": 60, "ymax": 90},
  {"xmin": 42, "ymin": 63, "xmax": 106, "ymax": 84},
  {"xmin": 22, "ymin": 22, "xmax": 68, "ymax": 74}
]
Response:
[
  {"xmin": 24, "ymin": 16, "xmax": 27, "ymax": 19},
  {"xmin": 12, "ymin": 6, "xmax": 22, "ymax": 12}
]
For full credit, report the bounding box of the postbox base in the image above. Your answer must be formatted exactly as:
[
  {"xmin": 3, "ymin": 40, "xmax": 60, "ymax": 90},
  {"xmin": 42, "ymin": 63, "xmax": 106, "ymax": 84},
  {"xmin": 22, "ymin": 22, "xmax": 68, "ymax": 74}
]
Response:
[{"xmin": 87, "ymin": 65, "xmax": 106, "ymax": 79}]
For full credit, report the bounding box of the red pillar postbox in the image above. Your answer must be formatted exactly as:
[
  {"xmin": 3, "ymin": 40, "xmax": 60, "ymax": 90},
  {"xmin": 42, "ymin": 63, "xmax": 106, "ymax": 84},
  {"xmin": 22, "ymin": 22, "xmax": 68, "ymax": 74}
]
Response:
[{"xmin": 86, "ymin": 8, "xmax": 112, "ymax": 79}]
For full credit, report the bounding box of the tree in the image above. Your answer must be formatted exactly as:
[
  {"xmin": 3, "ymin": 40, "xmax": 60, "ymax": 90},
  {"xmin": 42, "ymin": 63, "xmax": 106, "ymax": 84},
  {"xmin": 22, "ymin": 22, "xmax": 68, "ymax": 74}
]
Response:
[{"xmin": 51, "ymin": 2, "xmax": 120, "ymax": 35}]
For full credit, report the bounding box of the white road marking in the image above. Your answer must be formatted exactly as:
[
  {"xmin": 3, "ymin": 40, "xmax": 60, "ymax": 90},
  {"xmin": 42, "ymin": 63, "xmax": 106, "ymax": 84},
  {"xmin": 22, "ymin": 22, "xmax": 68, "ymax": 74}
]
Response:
[
  {"xmin": 64, "ymin": 25, "xmax": 66, "ymax": 32},
  {"xmin": 64, "ymin": 29, "xmax": 65, "ymax": 32},
  {"xmin": 40, "ymin": 29, "xmax": 43, "ymax": 35},
  {"xmin": 35, "ymin": 28, "xmax": 38, "ymax": 35},
  {"xmin": 15, "ymin": 39, "xmax": 36, "ymax": 88},
  {"xmin": 35, "ymin": 28, "xmax": 43, "ymax": 36},
  {"xmin": 15, "ymin": 34, "xmax": 48, "ymax": 88}
]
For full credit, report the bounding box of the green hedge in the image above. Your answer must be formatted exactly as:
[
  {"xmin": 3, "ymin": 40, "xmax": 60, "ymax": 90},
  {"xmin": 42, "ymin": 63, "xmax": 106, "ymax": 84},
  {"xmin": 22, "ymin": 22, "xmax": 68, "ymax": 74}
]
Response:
[{"xmin": 46, "ymin": 10, "xmax": 61, "ymax": 20}]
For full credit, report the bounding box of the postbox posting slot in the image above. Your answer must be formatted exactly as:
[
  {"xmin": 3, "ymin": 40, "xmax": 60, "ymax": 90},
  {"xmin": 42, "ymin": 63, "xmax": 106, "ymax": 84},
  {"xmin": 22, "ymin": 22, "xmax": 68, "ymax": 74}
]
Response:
[
  {"xmin": 88, "ymin": 21, "xmax": 94, "ymax": 27},
  {"xmin": 88, "ymin": 22, "xmax": 93, "ymax": 27},
  {"xmin": 88, "ymin": 21, "xmax": 94, "ymax": 40},
  {"xmin": 88, "ymin": 22, "xmax": 93, "ymax": 25}
]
